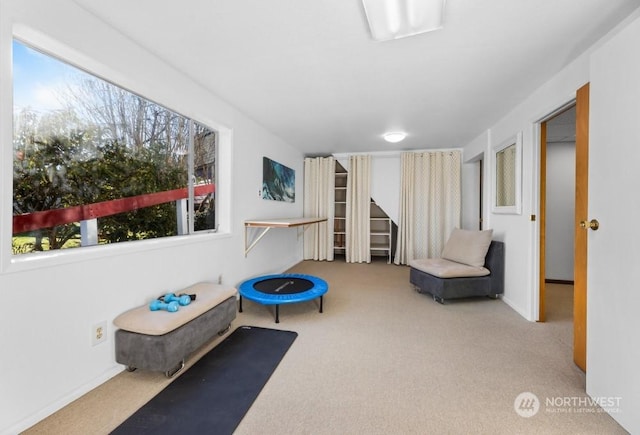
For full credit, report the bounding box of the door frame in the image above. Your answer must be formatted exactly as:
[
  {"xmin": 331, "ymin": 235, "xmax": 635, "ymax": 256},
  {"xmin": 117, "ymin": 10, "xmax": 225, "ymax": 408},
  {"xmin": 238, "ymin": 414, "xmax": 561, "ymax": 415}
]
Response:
[
  {"xmin": 534, "ymin": 84, "xmax": 589, "ymax": 372},
  {"xmin": 478, "ymin": 159, "xmax": 484, "ymax": 230},
  {"xmin": 537, "ymin": 103, "xmax": 576, "ymax": 322}
]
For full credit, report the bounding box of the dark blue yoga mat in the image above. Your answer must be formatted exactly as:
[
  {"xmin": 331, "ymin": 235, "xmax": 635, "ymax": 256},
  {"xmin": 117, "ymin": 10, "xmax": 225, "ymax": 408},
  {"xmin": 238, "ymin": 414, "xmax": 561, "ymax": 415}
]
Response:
[{"xmin": 111, "ymin": 326, "xmax": 297, "ymax": 435}]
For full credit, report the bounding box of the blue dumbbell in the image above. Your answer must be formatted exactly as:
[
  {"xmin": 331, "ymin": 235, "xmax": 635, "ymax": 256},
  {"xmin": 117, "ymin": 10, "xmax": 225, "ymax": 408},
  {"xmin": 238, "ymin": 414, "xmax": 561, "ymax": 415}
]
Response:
[
  {"xmin": 149, "ymin": 300, "xmax": 179, "ymax": 312},
  {"xmin": 163, "ymin": 293, "xmax": 191, "ymax": 306}
]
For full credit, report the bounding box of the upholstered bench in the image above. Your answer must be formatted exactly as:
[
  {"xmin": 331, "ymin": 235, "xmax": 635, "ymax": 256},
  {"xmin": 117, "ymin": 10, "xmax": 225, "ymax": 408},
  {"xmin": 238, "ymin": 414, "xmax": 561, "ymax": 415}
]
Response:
[
  {"xmin": 409, "ymin": 229, "xmax": 504, "ymax": 303},
  {"xmin": 114, "ymin": 282, "xmax": 237, "ymax": 377}
]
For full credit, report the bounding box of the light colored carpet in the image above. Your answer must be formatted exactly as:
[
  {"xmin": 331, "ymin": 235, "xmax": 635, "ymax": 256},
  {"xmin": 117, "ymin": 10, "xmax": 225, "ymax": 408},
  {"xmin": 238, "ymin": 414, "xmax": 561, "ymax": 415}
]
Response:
[
  {"xmin": 24, "ymin": 261, "xmax": 627, "ymax": 434},
  {"xmin": 544, "ymin": 282, "xmax": 575, "ymax": 350}
]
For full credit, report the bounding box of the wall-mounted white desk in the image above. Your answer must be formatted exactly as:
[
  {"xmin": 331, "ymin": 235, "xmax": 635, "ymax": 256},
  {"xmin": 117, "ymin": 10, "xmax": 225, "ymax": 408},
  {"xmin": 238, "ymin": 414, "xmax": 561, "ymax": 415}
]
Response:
[{"xmin": 244, "ymin": 217, "xmax": 327, "ymax": 256}]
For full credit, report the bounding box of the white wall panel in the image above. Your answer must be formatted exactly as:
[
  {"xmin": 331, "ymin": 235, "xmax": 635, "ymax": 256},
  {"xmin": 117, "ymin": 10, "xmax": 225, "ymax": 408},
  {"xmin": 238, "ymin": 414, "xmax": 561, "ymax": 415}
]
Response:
[{"xmin": 587, "ymin": 10, "xmax": 640, "ymax": 433}]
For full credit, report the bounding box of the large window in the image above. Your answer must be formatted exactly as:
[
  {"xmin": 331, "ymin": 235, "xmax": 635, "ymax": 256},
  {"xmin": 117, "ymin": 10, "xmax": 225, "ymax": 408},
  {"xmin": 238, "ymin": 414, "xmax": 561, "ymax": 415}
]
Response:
[{"xmin": 12, "ymin": 39, "xmax": 216, "ymax": 255}]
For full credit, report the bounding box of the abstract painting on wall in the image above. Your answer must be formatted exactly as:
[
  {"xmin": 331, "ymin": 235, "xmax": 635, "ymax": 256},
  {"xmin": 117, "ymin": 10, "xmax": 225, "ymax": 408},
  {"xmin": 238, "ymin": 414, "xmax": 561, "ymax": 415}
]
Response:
[{"xmin": 262, "ymin": 157, "xmax": 295, "ymax": 202}]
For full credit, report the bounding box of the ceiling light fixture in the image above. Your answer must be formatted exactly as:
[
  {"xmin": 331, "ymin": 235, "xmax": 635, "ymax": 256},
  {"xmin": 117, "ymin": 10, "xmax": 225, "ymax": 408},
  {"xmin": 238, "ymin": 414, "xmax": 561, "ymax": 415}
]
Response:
[
  {"xmin": 362, "ymin": 0, "xmax": 445, "ymax": 42},
  {"xmin": 383, "ymin": 132, "xmax": 407, "ymax": 143}
]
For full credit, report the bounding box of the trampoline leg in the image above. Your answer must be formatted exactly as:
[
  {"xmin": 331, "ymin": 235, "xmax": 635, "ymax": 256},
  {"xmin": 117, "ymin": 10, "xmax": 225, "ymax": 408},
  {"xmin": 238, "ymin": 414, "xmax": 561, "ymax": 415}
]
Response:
[
  {"xmin": 319, "ymin": 296, "xmax": 323, "ymax": 313},
  {"xmin": 239, "ymin": 295, "xmax": 243, "ymax": 312},
  {"xmin": 275, "ymin": 305, "xmax": 280, "ymax": 323}
]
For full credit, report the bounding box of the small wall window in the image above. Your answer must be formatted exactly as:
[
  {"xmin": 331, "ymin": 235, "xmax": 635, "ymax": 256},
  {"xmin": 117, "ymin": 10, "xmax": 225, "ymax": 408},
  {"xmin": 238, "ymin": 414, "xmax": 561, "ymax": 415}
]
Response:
[
  {"xmin": 12, "ymin": 39, "xmax": 217, "ymax": 255},
  {"xmin": 492, "ymin": 132, "xmax": 522, "ymax": 215}
]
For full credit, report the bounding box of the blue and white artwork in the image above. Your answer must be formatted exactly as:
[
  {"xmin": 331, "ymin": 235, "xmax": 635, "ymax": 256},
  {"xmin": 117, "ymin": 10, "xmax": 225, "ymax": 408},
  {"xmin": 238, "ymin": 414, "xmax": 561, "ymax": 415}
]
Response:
[{"xmin": 262, "ymin": 157, "xmax": 295, "ymax": 202}]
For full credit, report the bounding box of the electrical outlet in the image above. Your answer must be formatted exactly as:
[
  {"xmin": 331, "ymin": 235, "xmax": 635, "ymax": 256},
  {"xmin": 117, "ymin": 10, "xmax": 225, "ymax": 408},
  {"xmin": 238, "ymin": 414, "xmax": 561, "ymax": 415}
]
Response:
[
  {"xmin": 92, "ymin": 321, "xmax": 107, "ymax": 346},
  {"xmin": 218, "ymin": 274, "xmax": 223, "ymax": 284}
]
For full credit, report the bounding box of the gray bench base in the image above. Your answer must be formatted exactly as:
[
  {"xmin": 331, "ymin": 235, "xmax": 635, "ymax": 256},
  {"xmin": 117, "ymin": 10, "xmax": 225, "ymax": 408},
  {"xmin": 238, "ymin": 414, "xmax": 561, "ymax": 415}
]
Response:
[
  {"xmin": 410, "ymin": 241, "xmax": 505, "ymax": 303},
  {"xmin": 115, "ymin": 296, "xmax": 236, "ymax": 375}
]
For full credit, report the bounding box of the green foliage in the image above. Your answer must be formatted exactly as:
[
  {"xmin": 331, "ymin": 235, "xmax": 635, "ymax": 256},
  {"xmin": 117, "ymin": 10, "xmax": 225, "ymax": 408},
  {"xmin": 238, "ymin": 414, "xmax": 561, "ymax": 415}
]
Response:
[
  {"xmin": 12, "ymin": 237, "xmax": 36, "ymax": 255},
  {"xmin": 13, "ymin": 132, "xmax": 187, "ymax": 253},
  {"xmin": 13, "ymin": 132, "xmax": 86, "ymax": 250},
  {"xmin": 12, "ymin": 235, "xmax": 81, "ymax": 253},
  {"xmin": 75, "ymin": 141, "xmax": 186, "ymax": 243}
]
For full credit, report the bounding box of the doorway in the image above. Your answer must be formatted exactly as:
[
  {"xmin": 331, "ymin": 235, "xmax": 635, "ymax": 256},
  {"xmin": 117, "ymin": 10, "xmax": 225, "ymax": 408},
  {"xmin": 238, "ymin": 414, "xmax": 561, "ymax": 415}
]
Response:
[
  {"xmin": 538, "ymin": 84, "xmax": 589, "ymax": 372},
  {"xmin": 540, "ymin": 106, "xmax": 576, "ymax": 347}
]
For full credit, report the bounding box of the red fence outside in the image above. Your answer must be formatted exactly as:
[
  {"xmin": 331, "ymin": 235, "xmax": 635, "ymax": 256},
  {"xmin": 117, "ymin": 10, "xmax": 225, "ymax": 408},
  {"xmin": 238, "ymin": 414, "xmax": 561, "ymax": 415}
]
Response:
[{"xmin": 13, "ymin": 183, "xmax": 214, "ymax": 235}]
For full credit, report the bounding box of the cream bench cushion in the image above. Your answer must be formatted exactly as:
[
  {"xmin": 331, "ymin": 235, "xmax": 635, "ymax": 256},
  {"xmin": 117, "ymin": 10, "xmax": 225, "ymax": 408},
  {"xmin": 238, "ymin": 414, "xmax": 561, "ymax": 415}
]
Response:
[
  {"xmin": 114, "ymin": 282, "xmax": 237, "ymax": 336},
  {"xmin": 409, "ymin": 258, "xmax": 490, "ymax": 279}
]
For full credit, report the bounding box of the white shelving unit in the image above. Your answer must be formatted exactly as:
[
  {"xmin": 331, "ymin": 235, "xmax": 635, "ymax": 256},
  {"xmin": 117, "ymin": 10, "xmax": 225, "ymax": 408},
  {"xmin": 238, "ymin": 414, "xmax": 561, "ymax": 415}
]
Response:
[
  {"xmin": 333, "ymin": 162, "xmax": 393, "ymax": 263},
  {"xmin": 370, "ymin": 202, "xmax": 392, "ymax": 263},
  {"xmin": 333, "ymin": 164, "xmax": 347, "ymax": 256}
]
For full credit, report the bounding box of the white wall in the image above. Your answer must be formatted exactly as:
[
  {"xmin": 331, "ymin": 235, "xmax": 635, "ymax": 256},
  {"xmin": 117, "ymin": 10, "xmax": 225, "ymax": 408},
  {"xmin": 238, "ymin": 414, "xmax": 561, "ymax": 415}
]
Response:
[
  {"xmin": 463, "ymin": 57, "xmax": 591, "ymax": 320},
  {"xmin": 370, "ymin": 154, "xmax": 401, "ymax": 224},
  {"xmin": 587, "ymin": 10, "xmax": 640, "ymax": 433},
  {"xmin": 545, "ymin": 142, "xmax": 575, "ymax": 281},
  {"xmin": 0, "ymin": 1, "xmax": 304, "ymax": 433},
  {"xmin": 460, "ymin": 8, "xmax": 640, "ymax": 433}
]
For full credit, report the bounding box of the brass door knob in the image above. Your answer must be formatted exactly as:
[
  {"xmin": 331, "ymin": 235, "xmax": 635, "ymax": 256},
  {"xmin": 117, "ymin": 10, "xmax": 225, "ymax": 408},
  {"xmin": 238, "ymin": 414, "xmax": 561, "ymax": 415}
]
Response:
[{"xmin": 580, "ymin": 219, "xmax": 599, "ymax": 231}]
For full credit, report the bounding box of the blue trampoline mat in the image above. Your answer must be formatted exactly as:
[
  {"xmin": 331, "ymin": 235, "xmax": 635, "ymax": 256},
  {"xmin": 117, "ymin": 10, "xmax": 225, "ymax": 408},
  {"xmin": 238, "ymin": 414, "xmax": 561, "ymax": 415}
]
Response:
[{"xmin": 238, "ymin": 273, "xmax": 328, "ymax": 323}]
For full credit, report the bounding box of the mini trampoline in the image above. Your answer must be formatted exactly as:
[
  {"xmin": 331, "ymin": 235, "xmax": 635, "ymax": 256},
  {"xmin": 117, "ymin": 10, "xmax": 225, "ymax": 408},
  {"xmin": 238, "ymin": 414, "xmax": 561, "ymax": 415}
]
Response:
[{"xmin": 238, "ymin": 273, "xmax": 328, "ymax": 323}]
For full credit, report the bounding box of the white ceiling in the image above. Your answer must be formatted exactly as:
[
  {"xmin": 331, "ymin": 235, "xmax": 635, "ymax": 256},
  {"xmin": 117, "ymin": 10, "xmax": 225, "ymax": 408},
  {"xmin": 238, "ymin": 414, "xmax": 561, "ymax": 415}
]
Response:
[{"xmin": 73, "ymin": 0, "xmax": 639, "ymax": 155}]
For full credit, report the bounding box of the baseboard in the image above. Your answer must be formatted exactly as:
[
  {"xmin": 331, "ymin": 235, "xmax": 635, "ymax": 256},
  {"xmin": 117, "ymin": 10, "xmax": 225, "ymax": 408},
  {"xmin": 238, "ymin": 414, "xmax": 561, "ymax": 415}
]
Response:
[
  {"xmin": 5, "ymin": 365, "xmax": 123, "ymax": 435},
  {"xmin": 282, "ymin": 257, "xmax": 303, "ymax": 273},
  {"xmin": 501, "ymin": 295, "xmax": 534, "ymax": 321},
  {"xmin": 545, "ymin": 279, "xmax": 574, "ymax": 285}
]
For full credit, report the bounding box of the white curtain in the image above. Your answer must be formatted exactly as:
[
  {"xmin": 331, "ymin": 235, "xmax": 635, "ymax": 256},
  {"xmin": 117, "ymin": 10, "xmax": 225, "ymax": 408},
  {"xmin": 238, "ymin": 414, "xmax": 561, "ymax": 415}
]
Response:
[
  {"xmin": 394, "ymin": 151, "xmax": 461, "ymax": 265},
  {"xmin": 346, "ymin": 155, "xmax": 371, "ymax": 263},
  {"xmin": 303, "ymin": 157, "xmax": 335, "ymax": 260}
]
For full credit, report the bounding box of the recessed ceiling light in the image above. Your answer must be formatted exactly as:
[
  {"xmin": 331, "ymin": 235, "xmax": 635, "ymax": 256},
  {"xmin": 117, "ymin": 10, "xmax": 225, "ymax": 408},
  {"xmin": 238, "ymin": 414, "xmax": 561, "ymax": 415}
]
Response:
[
  {"xmin": 362, "ymin": 0, "xmax": 445, "ymax": 42},
  {"xmin": 383, "ymin": 132, "xmax": 407, "ymax": 143}
]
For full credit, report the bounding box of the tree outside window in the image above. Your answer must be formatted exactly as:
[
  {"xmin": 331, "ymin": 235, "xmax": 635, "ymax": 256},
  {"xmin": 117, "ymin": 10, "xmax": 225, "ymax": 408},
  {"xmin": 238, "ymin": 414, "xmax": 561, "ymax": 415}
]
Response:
[{"xmin": 12, "ymin": 40, "xmax": 216, "ymax": 255}]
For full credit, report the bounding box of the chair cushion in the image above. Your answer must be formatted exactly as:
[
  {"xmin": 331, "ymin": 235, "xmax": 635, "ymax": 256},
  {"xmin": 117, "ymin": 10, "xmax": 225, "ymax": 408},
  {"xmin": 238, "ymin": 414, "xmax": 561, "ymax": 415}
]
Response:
[
  {"xmin": 441, "ymin": 228, "xmax": 493, "ymax": 267},
  {"xmin": 409, "ymin": 258, "xmax": 490, "ymax": 278}
]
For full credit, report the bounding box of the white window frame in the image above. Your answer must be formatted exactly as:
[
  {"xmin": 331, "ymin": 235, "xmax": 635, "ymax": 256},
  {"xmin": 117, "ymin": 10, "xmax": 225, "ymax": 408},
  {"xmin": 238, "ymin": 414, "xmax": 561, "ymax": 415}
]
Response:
[{"xmin": 2, "ymin": 27, "xmax": 232, "ymax": 274}]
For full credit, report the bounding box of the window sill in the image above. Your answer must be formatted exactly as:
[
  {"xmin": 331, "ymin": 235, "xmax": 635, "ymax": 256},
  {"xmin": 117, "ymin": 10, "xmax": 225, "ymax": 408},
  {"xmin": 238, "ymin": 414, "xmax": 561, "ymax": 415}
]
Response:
[{"xmin": 2, "ymin": 231, "xmax": 232, "ymax": 275}]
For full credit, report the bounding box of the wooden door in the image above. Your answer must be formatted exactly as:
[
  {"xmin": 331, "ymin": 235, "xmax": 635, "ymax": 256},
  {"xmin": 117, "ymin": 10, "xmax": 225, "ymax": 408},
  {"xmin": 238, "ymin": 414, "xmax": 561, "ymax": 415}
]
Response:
[
  {"xmin": 538, "ymin": 122, "xmax": 547, "ymax": 322},
  {"xmin": 479, "ymin": 159, "xmax": 484, "ymax": 230},
  {"xmin": 573, "ymin": 83, "xmax": 589, "ymax": 371}
]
